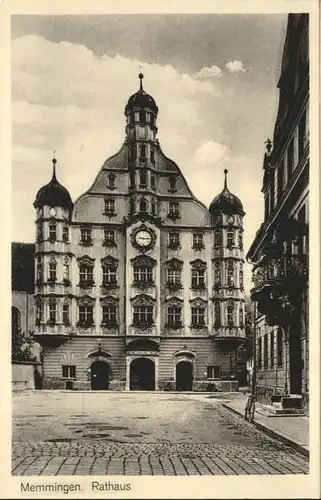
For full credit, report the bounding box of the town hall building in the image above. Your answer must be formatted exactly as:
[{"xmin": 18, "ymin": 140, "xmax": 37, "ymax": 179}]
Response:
[{"xmin": 32, "ymin": 74, "xmax": 246, "ymax": 391}]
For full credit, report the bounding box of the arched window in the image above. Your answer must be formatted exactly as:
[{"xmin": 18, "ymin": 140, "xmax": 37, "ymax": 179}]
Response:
[
  {"xmin": 227, "ymin": 229, "xmax": 235, "ymax": 248},
  {"xmin": 214, "ymin": 230, "xmax": 222, "ymax": 247},
  {"xmin": 139, "ymin": 198, "xmax": 147, "ymax": 213},
  {"xmin": 12, "ymin": 307, "xmax": 21, "ymax": 336},
  {"xmin": 226, "ymin": 260, "xmax": 234, "ymax": 287},
  {"xmin": 227, "ymin": 300, "xmax": 234, "ymax": 326}
]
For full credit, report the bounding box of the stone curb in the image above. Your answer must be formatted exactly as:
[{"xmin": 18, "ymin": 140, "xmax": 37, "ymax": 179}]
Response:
[{"xmin": 221, "ymin": 402, "xmax": 309, "ymax": 458}]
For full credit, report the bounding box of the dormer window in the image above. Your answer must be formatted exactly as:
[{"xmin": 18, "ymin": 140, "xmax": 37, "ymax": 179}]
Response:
[
  {"xmin": 168, "ymin": 176, "xmax": 177, "ymax": 192},
  {"xmin": 168, "ymin": 201, "xmax": 180, "ymax": 220},
  {"xmin": 107, "ymin": 173, "xmax": 116, "ymax": 190},
  {"xmin": 104, "ymin": 199, "xmax": 116, "ymax": 216}
]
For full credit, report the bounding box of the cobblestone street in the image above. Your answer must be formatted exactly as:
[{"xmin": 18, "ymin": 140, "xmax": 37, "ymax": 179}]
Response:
[{"xmin": 12, "ymin": 392, "xmax": 309, "ymax": 476}]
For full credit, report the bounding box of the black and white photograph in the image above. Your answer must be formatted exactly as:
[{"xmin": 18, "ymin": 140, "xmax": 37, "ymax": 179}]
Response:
[{"xmin": 5, "ymin": 2, "xmax": 319, "ymax": 497}]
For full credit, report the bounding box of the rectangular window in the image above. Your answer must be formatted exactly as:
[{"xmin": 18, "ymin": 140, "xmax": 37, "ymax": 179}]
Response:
[
  {"xmin": 37, "ymin": 224, "xmax": 43, "ymax": 242},
  {"xmin": 270, "ymin": 331, "xmax": 275, "ymax": 369},
  {"xmin": 63, "ymin": 264, "xmax": 69, "ymax": 281},
  {"xmin": 80, "ymin": 227, "xmax": 92, "ymax": 245},
  {"xmin": 133, "ymin": 267, "xmax": 153, "ymax": 284},
  {"xmin": 49, "ymin": 223, "xmax": 56, "ymax": 241},
  {"xmin": 167, "ymin": 269, "xmax": 181, "ymax": 285},
  {"xmin": 139, "ymin": 144, "xmax": 146, "ymax": 158},
  {"xmin": 103, "ymin": 229, "xmax": 116, "ymax": 246},
  {"xmin": 49, "ymin": 262, "xmax": 56, "ymax": 281},
  {"xmin": 299, "ymin": 111, "xmax": 307, "ymax": 160},
  {"xmin": 191, "ymin": 307, "xmax": 205, "ymax": 326},
  {"xmin": 79, "ymin": 305, "xmax": 93, "ymax": 324},
  {"xmin": 62, "ymin": 365, "xmax": 76, "ymax": 379},
  {"xmin": 63, "ymin": 304, "xmax": 70, "ymax": 324},
  {"xmin": 102, "ymin": 306, "xmax": 117, "ymax": 325},
  {"xmin": 287, "ymin": 138, "xmax": 294, "ymax": 181},
  {"xmin": 102, "ymin": 267, "xmax": 117, "ymax": 285},
  {"xmin": 192, "ymin": 233, "xmax": 204, "ymax": 249},
  {"xmin": 257, "ymin": 337, "xmax": 262, "ymax": 369},
  {"xmin": 277, "ymin": 328, "xmax": 283, "ymax": 367},
  {"xmin": 104, "ymin": 199, "xmax": 115, "ymax": 215},
  {"xmin": 133, "ymin": 306, "xmax": 153, "ymax": 324},
  {"xmin": 168, "ymin": 176, "xmax": 177, "ymax": 192},
  {"xmin": 62, "ymin": 227, "xmax": 69, "ymax": 242},
  {"xmin": 263, "ymin": 335, "xmax": 268, "ymax": 369},
  {"xmin": 36, "ymin": 303, "xmax": 43, "ymax": 321},
  {"xmin": 37, "ymin": 263, "xmax": 43, "ymax": 282},
  {"xmin": 139, "ymin": 171, "xmax": 147, "ymax": 187},
  {"xmin": 169, "ymin": 232, "xmax": 180, "ymax": 248},
  {"xmin": 167, "ymin": 307, "xmax": 181, "ymax": 325},
  {"xmin": 168, "ymin": 201, "xmax": 180, "ymax": 218},
  {"xmin": 191, "ymin": 269, "xmax": 205, "ymax": 289},
  {"xmin": 207, "ymin": 366, "xmax": 220, "ymax": 379},
  {"xmin": 277, "ymin": 160, "xmax": 284, "ymax": 201},
  {"xmin": 151, "ymin": 174, "xmax": 156, "ymax": 189},
  {"xmin": 107, "ymin": 174, "xmax": 116, "ymax": 189},
  {"xmin": 150, "ymin": 150, "xmax": 155, "ymax": 163},
  {"xmin": 49, "ymin": 301, "xmax": 56, "ymax": 323},
  {"xmin": 139, "ymin": 111, "xmax": 145, "ymax": 122},
  {"xmin": 79, "ymin": 265, "xmax": 94, "ymax": 284}
]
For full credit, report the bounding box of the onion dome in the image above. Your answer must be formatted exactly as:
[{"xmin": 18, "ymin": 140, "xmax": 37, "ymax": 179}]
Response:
[
  {"xmin": 125, "ymin": 73, "xmax": 158, "ymax": 114},
  {"xmin": 209, "ymin": 169, "xmax": 244, "ymax": 216},
  {"xmin": 34, "ymin": 157, "xmax": 73, "ymax": 211}
]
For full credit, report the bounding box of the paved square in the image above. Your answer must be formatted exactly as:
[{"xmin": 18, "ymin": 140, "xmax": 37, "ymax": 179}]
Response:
[{"xmin": 12, "ymin": 392, "xmax": 309, "ymax": 475}]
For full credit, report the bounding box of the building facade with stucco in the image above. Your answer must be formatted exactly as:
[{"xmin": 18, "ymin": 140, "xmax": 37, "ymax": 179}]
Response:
[{"xmin": 32, "ymin": 74, "xmax": 246, "ymax": 391}]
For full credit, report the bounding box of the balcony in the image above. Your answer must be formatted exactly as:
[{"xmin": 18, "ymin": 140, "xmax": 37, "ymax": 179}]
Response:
[{"xmin": 251, "ymin": 254, "xmax": 308, "ymax": 326}]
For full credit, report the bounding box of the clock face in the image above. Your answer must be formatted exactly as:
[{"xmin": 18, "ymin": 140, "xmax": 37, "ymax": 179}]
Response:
[
  {"xmin": 135, "ymin": 230, "xmax": 152, "ymax": 247},
  {"xmin": 49, "ymin": 207, "xmax": 57, "ymax": 217},
  {"xmin": 227, "ymin": 215, "xmax": 235, "ymax": 225}
]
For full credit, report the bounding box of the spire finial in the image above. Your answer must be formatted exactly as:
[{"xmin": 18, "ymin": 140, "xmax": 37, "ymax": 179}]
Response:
[
  {"xmin": 52, "ymin": 151, "xmax": 57, "ymax": 180},
  {"xmin": 224, "ymin": 169, "xmax": 228, "ymax": 189},
  {"xmin": 138, "ymin": 72, "xmax": 144, "ymax": 90}
]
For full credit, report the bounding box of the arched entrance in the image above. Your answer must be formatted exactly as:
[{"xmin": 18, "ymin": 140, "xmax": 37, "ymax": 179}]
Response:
[
  {"xmin": 176, "ymin": 361, "xmax": 193, "ymax": 391},
  {"xmin": 130, "ymin": 358, "xmax": 155, "ymax": 391},
  {"xmin": 91, "ymin": 360, "xmax": 110, "ymax": 390}
]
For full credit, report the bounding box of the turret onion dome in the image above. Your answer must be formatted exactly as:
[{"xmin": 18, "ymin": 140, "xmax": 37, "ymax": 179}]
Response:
[
  {"xmin": 125, "ymin": 73, "xmax": 158, "ymax": 114},
  {"xmin": 209, "ymin": 169, "xmax": 244, "ymax": 216},
  {"xmin": 34, "ymin": 157, "xmax": 73, "ymax": 211}
]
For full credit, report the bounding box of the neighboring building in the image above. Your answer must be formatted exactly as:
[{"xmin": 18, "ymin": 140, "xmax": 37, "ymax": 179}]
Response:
[
  {"xmin": 12, "ymin": 243, "xmax": 35, "ymax": 337},
  {"xmin": 247, "ymin": 14, "xmax": 309, "ymax": 407},
  {"xmin": 12, "ymin": 242, "xmax": 42, "ymax": 362},
  {"xmin": 31, "ymin": 73, "xmax": 246, "ymax": 391}
]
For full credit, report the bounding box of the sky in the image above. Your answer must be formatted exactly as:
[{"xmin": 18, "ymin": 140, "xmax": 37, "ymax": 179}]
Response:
[{"xmin": 11, "ymin": 14, "xmax": 288, "ymax": 291}]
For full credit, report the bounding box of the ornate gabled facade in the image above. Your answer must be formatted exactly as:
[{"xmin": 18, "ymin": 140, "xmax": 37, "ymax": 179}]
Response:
[
  {"xmin": 247, "ymin": 14, "xmax": 309, "ymax": 408},
  {"xmin": 33, "ymin": 73, "xmax": 245, "ymax": 391}
]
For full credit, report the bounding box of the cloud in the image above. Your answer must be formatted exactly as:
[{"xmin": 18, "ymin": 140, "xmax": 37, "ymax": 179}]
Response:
[
  {"xmin": 194, "ymin": 65, "xmax": 222, "ymax": 79},
  {"xmin": 193, "ymin": 141, "xmax": 228, "ymax": 165},
  {"xmin": 225, "ymin": 60, "xmax": 246, "ymax": 73}
]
